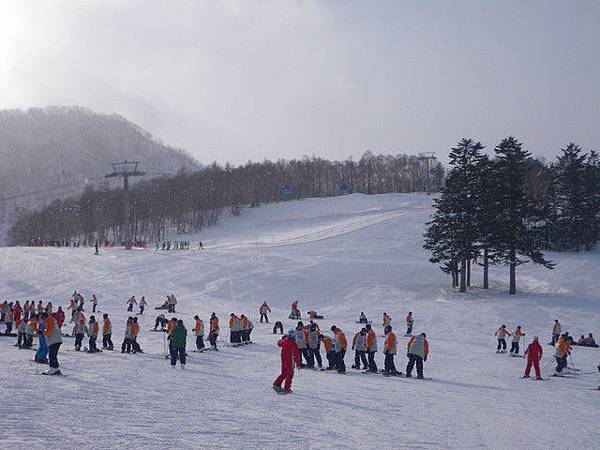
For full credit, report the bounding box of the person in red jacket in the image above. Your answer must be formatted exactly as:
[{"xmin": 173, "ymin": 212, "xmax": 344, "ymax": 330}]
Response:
[
  {"xmin": 273, "ymin": 330, "xmax": 301, "ymax": 394},
  {"xmin": 523, "ymin": 336, "xmax": 544, "ymax": 380}
]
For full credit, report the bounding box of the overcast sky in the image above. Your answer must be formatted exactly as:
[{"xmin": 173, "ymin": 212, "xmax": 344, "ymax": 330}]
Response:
[{"xmin": 1, "ymin": 1, "xmax": 599, "ymax": 164}]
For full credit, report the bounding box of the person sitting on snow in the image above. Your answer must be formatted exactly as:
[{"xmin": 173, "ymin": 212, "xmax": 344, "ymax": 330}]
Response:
[{"xmin": 358, "ymin": 312, "xmax": 368, "ymax": 324}]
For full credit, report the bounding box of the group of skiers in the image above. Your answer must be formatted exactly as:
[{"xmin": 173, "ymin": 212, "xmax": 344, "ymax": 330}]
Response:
[{"xmin": 272, "ymin": 311, "xmax": 430, "ymax": 394}]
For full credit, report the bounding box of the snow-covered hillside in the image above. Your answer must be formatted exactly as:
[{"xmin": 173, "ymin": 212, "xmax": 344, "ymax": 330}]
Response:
[{"xmin": 1, "ymin": 193, "xmax": 599, "ymax": 449}]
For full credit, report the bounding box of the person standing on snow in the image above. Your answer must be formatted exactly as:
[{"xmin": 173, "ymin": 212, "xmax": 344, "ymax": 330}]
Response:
[
  {"xmin": 126, "ymin": 296, "xmax": 137, "ymax": 312},
  {"xmin": 73, "ymin": 313, "xmax": 86, "ymax": 351},
  {"xmin": 193, "ymin": 315, "xmax": 205, "ymax": 351},
  {"xmin": 87, "ymin": 316, "xmax": 100, "ymax": 353},
  {"xmin": 523, "ymin": 336, "xmax": 543, "ymax": 380},
  {"xmin": 121, "ymin": 317, "xmax": 134, "ymax": 353},
  {"xmin": 550, "ymin": 320, "xmax": 561, "ymax": 345},
  {"xmin": 169, "ymin": 319, "xmax": 187, "ymax": 369},
  {"xmin": 406, "ymin": 333, "xmax": 429, "ymax": 378},
  {"xmin": 382, "ymin": 313, "xmax": 392, "ymax": 335},
  {"xmin": 90, "ymin": 295, "xmax": 98, "ymax": 313},
  {"xmin": 352, "ymin": 328, "xmax": 369, "ymax": 370},
  {"xmin": 307, "ymin": 323, "xmax": 322, "ymax": 368},
  {"xmin": 365, "ymin": 324, "xmax": 378, "ymax": 373},
  {"xmin": 43, "ymin": 312, "xmax": 63, "ymax": 375},
  {"xmin": 554, "ymin": 334, "xmax": 570, "ymax": 375},
  {"xmin": 495, "ymin": 325, "xmax": 511, "ymax": 353},
  {"xmin": 102, "ymin": 314, "xmax": 113, "ymax": 350},
  {"xmin": 208, "ymin": 313, "xmax": 219, "ymax": 351},
  {"xmin": 138, "ymin": 296, "xmax": 147, "ymax": 315},
  {"xmin": 272, "ymin": 330, "xmax": 301, "ymax": 394},
  {"xmin": 259, "ymin": 302, "xmax": 271, "ymax": 323},
  {"xmin": 405, "ymin": 312, "xmax": 414, "ymax": 336},
  {"xmin": 331, "ymin": 326, "xmax": 347, "ymax": 374},
  {"xmin": 510, "ymin": 326, "xmax": 525, "ymax": 356},
  {"xmin": 35, "ymin": 313, "xmax": 49, "ymax": 364},
  {"xmin": 229, "ymin": 313, "xmax": 241, "ymax": 345},
  {"xmin": 290, "ymin": 301, "xmax": 300, "ymax": 320},
  {"xmin": 383, "ymin": 325, "xmax": 399, "ymax": 375},
  {"xmin": 295, "ymin": 322, "xmax": 312, "ymax": 367}
]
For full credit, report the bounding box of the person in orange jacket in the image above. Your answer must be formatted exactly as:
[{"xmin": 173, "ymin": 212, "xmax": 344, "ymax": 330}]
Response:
[
  {"xmin": 406, "ymin": 333, "xmax": 429, "ymax": 378},
  {"xmin": 131, "ymin": 317, "xmax": 143, "ymax": 353},
  {"xmin": 331, "ymin": 325, "xmax": 347, "ymax": 374},
  {"xmin": 554, "ymin": 334, "xmax": 571, "ymax": 375},
  {"xmin": 365, "ymin": 324, "xmax": 378, "ymax": 373},
  {"xmin": 102, "ymin": 313, "xmax": 113, "ymax": 350},
  {"xmin": 87, "ymin": 316, "xmax": 100, "ymax": 353},
  {"xmin": 405, "ymin": 312, "xmax": 414, "ymax": 336},
  {"xmin": 208, "ymin": 313, "xmax": 219, "ymax": 351},
  {"xmin": 193, "ymin": 315, "xmax": 205, "ymax": 351},
  {"xmin": 383, "ymin": 325, "xmax": 400, "ymax": 376}
]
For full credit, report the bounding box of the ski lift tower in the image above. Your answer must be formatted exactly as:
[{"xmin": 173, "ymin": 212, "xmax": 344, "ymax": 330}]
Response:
[
  {"xmin": 417, "ymin": 152, "xmax": 436, "ymax": 195},
  {"xmin": 105, "ymin": 161, "xmax": 145, "ymax": 249}
]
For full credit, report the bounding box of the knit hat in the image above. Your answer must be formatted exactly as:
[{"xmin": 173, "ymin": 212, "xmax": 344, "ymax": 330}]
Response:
[{"xmin": 287, "ymin": 329, "xmax": 295, "ymax": 339}]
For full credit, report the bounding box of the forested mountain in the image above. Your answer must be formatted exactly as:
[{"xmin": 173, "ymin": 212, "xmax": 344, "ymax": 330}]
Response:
[{"xmin": 0, "ymin": 106, "xmax": 198, "ymax": 222}]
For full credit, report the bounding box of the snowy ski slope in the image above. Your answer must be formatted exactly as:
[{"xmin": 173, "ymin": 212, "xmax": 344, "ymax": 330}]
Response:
[{"xmin": 1, "ymin": 193, "xmax": 599, "ymax": 449}]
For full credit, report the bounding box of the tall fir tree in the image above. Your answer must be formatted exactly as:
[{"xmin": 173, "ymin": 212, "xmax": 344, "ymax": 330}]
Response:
[
  {"xmin": 424, "ymin": 138, "xmax": 485, "ymax": 292},
  {"xmin": 582, "ymin": 150, "xmax": 600, "ymax": 250},
  {"xmin": 492, "ymin": 137, "xmax": 553, "ymax": 294}
]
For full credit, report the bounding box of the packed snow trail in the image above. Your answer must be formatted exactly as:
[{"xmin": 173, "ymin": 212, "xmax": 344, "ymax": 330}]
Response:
[{"xmin": 1, "ymin": 193, "xmax": 599, "ymax": 449}]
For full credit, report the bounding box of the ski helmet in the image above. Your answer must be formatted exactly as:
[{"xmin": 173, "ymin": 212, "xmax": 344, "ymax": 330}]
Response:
[{"xmin": 287, "ymin": 329, "xmax": 295, "ymax": 339}]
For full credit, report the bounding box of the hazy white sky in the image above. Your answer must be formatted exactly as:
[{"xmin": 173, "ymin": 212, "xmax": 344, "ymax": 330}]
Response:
[{"xmin": 1, "ymin": 0, "xmax": 599, "ymax": 164}]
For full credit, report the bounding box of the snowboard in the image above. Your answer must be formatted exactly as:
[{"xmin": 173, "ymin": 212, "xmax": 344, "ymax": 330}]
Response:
[{"xmin": 355, "ymin": 321, "xmax": 372, "ymax": 324}]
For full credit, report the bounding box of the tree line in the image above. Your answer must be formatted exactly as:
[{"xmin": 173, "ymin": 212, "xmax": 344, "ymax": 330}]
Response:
[
  {"xmin": 424, "ymin": 137, "xmax": 600, "ymax": 295},
  {"xmin": 8, "ymin": 152, "xmax": 444, "ymax": 245}
]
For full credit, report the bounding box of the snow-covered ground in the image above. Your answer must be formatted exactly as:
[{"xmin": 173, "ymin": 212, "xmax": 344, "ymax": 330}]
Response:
[{"xmin": 1, "ymin": 193, "xmax": 599, "ymax": 449}]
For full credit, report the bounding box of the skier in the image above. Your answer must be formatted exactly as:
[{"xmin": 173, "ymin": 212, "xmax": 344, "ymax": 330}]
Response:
[
  {"xmin": 121, "ymin": 317, "xmax": 133, "ymax": 353},
  {"xmin": 272, "ymin": 330, "xmax": 301, "ymax": 394},
  {"xmin": 331, "ymin": 326, "xmax": 347, "ymax": 374},
  {"xmin": 406, "ymin": 333, "xmax": 429, "ymax": 379},
  {"xmin": 169, "ymin": 319, "xmax": 187, "ymax": 369},
  {"xmin": 289, "ymin": 301, "xmax": 300, "ymax": 320},
  {"xmin": 229, "ymin": 313, "xmax": 241, "ymax": 345},
  {"xmin": 295, "ymin": 322, "xmax": 313, "ymax": 367},
  {"xmin": 208, "ymin": 313, "xmax": 219, "ymax": 351},
  {"xmin": 73, "ymin": 313, "xmax": 86, "ymax": 351},
  {"xmin": 365, "ymin": 324, "xmax": 378, "ymax": 373},
  {"xmin": 554, "ymin": 334, "xmax": 570, "ymax": 376},
  {"xmin": 87, "ymin": 316, "xmax": 100, "ymax": 353},
  {"xmin": 259, "ymin": 302, "xmax": 271, "ymax": 323},
  {"xmin": 523, "ymin": 336, "xmax": 543, "ymax": 380},
  {"xmin": 35, "ymin": 313, "xmax": 48, "ymax": 364},
  {"xmin": 273, "ymin": 321, "xmax": 284, "ymax": 335},
  {"xmin": 307, "ymin": 323, "xmax": 322, "ymax": 368},
  {"xmin": 90, "ymin": 295, "xmax": 98, "ymax": 313},
  {"xmin": 382, "ymin": 312, "xmax": 392, "ymax": 335},
  {"xmin": 352, "ymin": 328, "xmax": 368, "ymax": 370},
  {"xmin": 550, "ymin": 319, "xmax": 561, "ymax": 345},
  {"xmin": 127, "ymin": 296, "xmax": 136, "ymax": 312},
  {"xmin": 138, "ymin": 296, "xmax": 147, "ymax": 315},
  {"xmin": 240, "ymin": 314, "xmax": 250, "ymax": 344},
  {"xmin": 510, "ymin": 326, "xmax": 525, "ymax": 356},
  {"xmin": 193, "ymin": 315, "xmax": 205, "ymax": 351},
  {"xmin": 495, "ymin": 325, "xmax": 511, "ymax": 353},
  {"xmin": 42, "ymin": 312, "xmax": 63, "ymax": 375},
  {"xmin": 102, "ymin": 314, "xmax": 113, "ymax": 350},
  {"xmin": 383, "ymin": 325, "xmax": 399, "ymax": 376},
  {"xmin": 154, "ymin": 313, "xmax": 167, "ymax": 331},
  {"xmin": 405, "ymin": 312, "xmax": 414, "ymax": 336},
  {"xmin": 358, "ymin": 312, "xmax": 368, "ymax": 324}
]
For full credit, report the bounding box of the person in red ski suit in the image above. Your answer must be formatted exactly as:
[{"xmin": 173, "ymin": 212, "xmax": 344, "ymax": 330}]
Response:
[
  {"xmin": 523, "ymin": 336, "xmax": 543, "ymax": 379},
  {"xmin": 273, "ymin": 331, "xmax": 301, "ymax": 393}
]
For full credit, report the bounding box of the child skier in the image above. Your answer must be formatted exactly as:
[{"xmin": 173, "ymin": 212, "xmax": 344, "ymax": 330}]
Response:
[
  {"xmin": 35, "ymin": 314, "xmax": 49, "ymax": 364},
  {"xmin": 272, "ymin": 330, "xmax": 301, "ymax": 394},
  {"xmin": 320, "ymin": 334, "xmax": 336, "ymax": 370},
  {"xmin": 495, "ymin": 325, "xmax": 511, "ymax": 353},
  {"xmin": 510, "ymin": 326, "xmax": 525, "ymax": 356},
  {"xmin": 382, "ymin": 312, "xmax": 392, "ymax": 335}
]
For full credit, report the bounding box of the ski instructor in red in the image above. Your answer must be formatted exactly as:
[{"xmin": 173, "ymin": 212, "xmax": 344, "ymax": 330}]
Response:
[
  {"xmin": 273, "ymin": 330, "xmax": 301, "ymax": 394},
  {"xmin": 523, "ymin": 335, "xmax": 543, "ymax": 380}
]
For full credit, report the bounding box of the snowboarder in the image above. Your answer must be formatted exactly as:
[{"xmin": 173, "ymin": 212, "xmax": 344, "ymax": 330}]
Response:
[
  {"xmin": 273, "ymin": 321, "xmax": 284, "ymax": 335},
  {"xmin": 523, "ymin": 336, "xmax": 543, "ymax": 380},
  {"xmin": 307, "ymin": 323, "xmax": 322, "ymax": 368},
  {"xmin": 229, "ymin": 313, "xmax": 241, "ymax": 345},
  {"xmin": 154, "ymin": 313, "xmax": 167, "ymax": 330},
  {"xmin": 289, "ymin": 301, "xmax": 300, "ymax": 320},
  {"xmin": 127, "ymin": 296, "xmax": 136, "ymax": 312},
  {"xmin": 358, "ymin": 312, "xmax": 368, "ymax": 324},
  {"xmin": 102, "ymin": 314, "xmax": 113, "ymax": 350},
  {"xmin": 272, "ymin": 330, "xmax": 301, "ymax": 394},
  {"xmin": 73, "ymin": 313, "xmax": 86, "ymax": 351},
  {"xmin": 382, "ymin": 312, "xmax": 392, "ymax": 335},
  {"xmin": 510, "ymin": 326, "xmax": 525, "ymax": 356},
  {"xmin": 131, "ymin": 317, "xmax": 142, "ymax": 353},
  {"xmin": 365, "ymin": 324, "xmax": 378, "ymax": 373},
  {"xmin": 208, "ymin": 313, "xmax": 219, "ymax": 350},
  {"xmin": 121, "ymin": 317, "xmax": 134, "ymax": 353},
  {"xmin": 383, "ymin": 325, "xmax": 399, "ymax": 375},
  {"xmin": 193, "ymin": 315, "xmax": 205, "ymax": 351},
  {"xmin": 138, "ymin": 296, "xmax": 147, "ymax": 315},
  {"xmin": 406, "ymin": 333, "xmax": 429, "ymax": 378},
  {"xmin": 320, "ymin": 334, "xmax": 336, "ymax": 370},
  {"xmin": 90, "ymin": 295, "xmax": 98, "ymax": 313},
  {"xmin": 405, "ymin": 312, "xmax": 414, "ymax": 336},
  {"xmin": 240, "ymin": 314, "xmax": 250, "ymax": 344},
  {"xmin": 331, "ymin": 325, "xmax": 347, "ymax": 374},
  {"xmin": 495, "ymin": 325, "xmax": 511, "ymax": 353},
  {"xmin": 259, "ymin": 302, "xmax": 271, "ymax": 323},
  {"xmin": 43, "ymin": 312, "xmax": 63, "ymax": 375},
  {"xmin": 87, "ymin": 316, "xmax": 100, "ymax": 353},
  {"xmin": 295, "ymin": 322, "xmax": 313, "ymax": 367},
  {"xmin": 554, "ymin": 334, "xmax": 570, "ymax": 375},
  {"xmin": 352, "ymin": 328, "xmax": 368, "ymax": 370},
  {"xmin": 550, "ymin": 319, "xmax": 561, "ymax": 345},
  {"xmin": 169, "ymin": 319, "xmax": 187, "ymax": 369}
]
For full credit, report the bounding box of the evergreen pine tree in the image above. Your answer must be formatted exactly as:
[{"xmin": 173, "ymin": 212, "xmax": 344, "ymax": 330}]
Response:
[
  {"xmin": 493, "ymin": 137, "xmax": 553, "ymax": 294},
  {"xmin": 582, "ymin": 150, "xmax": 600, "ymax": 250}
]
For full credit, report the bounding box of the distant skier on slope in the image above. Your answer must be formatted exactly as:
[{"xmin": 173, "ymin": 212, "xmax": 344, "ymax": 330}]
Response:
[
  {"xmin": 87, "ymin": 316, "xmax": 100, "ymax": 353},
  {"xmin": 405, "ymin": 312, "xmax": 414, "ymax": 336},
  {"xmin": 127, "ymin": 296, "xmax": 137, "ymax": 312},
  {"xmin": 382, "ymin": 312, "xmax": 392, "ymax": 335},
  {"xmin": 406, "ymin": 333, "xmax": 429, "ymax": 379},
  {"xmin": 351, "ymin": 328, "xmax": 369, "ymax": 370},
  {"xmin": 289, "ymin": 301, "xmax": 300, "ymax": 320},
  {"xmin": 510, "ymin": 326, "xmax": 525, "ymax": 356},
  {"xmin": 138, "ymin": 296, "xmax": 147, "ymax": 315},
  {"xmin": 383, "ymin": 325, "xmax": 400, "ymax": 376},
  {"xmin": 259, "ymin": 302, "xmax": 271, "ymax": 323},
  {"xmin": 193, "ymin": 316, "xmax": 205, "ymax": 351},
  {"xmin": 331, "ymin": 326, "xmax": 347, "ymax": 374},
  {"xmin": 272, "ymin": 330, "xmax": 301, "ymax": 394},
  {"xmin": 358, "ymin": 312, "xmax": 368, "ymax": 324},
  {"xmin": 549, "ymin": 319, "xmax": 561, "ymax": 346},
  {"xmin": 102, "ymin": 314, "xmax": 113, "ymax": 350},
  {"xmin": 523, "ymin": 336, "xmax": 543, "ymax": 380},
  {"xmin": 208, "ymin": 313, "xmax": 219, "ymax": 351},
  {"xmin": 365, "ymin": 324, "xmax": 378, "ymax": 373},
  {"xmin": 495, "ymin": 325, "xmax": 511, "ymax": 353}
]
